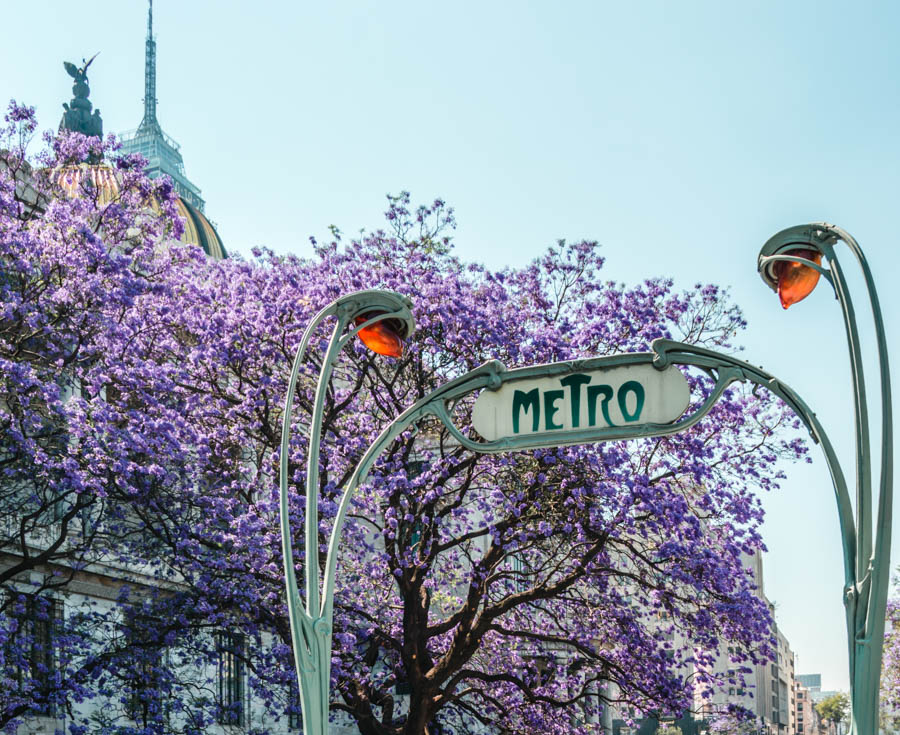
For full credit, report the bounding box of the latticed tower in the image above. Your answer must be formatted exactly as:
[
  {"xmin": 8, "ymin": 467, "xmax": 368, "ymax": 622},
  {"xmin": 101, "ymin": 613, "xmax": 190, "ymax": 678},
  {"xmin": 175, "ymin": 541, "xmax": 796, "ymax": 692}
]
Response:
[{"xmin": 118, "ymin": 0, "xmax": 225, "ymax": 259}]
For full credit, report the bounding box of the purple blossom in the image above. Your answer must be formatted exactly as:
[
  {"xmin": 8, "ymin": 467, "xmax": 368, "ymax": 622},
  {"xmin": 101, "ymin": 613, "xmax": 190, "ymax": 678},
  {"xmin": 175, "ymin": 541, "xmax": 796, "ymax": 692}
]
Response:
[{"xmin": 0, "ymin": 101, "xmax": 809, "ymax": 735}]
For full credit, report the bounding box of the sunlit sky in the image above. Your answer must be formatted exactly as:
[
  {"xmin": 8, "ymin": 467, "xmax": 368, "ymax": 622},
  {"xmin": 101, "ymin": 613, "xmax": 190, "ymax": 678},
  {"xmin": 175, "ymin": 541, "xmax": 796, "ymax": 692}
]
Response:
[{"xmin": 3, "ymin": 0, "xmax": 900, "ymax": 692}]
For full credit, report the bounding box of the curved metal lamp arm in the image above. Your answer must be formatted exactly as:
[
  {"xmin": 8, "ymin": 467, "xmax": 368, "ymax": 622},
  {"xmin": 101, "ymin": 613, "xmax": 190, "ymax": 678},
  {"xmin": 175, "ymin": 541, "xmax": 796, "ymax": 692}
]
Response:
[
  {"xmin": 826, "ymin": 237, "xmax": 875, "ymax": 589},
  {"xmin": 320, "ymin": 360, "xmax": 508, "ymax": 619},
  {"xmin": 819, "ymin": 227, "xmax": 893, "ymax": 735},
  {"xmin": 279, "ymin": 300, "xmax": 342, "ymax": 676},
  {"xmin": 824, "ymin": 225, "xmax": 893, "ymax": 639}
]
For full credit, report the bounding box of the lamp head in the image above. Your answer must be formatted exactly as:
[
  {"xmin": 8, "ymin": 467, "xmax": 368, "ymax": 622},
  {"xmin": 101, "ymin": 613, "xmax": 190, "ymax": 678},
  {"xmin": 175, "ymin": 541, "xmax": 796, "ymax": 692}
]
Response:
[
  {"xmin": 757, "ymin": 224, "xmax": 836, "ymax": 309},
  {"xmin": 336, "ymin": 290, "xmax": 415, "ymax": 358}
]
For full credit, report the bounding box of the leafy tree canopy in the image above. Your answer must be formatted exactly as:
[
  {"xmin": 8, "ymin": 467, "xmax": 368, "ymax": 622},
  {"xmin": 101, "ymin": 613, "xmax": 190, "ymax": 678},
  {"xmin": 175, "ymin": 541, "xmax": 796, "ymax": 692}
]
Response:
[{"xmin": 816, "ymin": 692, "xmax": 849, "ymax": 725}]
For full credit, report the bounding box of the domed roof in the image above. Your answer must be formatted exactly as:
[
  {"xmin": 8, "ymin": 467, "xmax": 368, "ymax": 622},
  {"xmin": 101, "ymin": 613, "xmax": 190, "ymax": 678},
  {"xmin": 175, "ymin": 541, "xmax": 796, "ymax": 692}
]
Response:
[
  {"xmin": 55, "ymin": 164, "xmax": 226, "ymax": 260},
  {"xmin": 175, "ymin": 197, "xmax": 226, "ymax": 260}
]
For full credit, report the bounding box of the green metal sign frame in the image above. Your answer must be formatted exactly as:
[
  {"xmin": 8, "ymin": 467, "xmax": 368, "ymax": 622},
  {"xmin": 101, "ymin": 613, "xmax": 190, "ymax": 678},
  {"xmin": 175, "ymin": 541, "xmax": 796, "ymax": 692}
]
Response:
[{"xmin": 280, "ymin": 221, "xmax": 891, "ymax": 735}]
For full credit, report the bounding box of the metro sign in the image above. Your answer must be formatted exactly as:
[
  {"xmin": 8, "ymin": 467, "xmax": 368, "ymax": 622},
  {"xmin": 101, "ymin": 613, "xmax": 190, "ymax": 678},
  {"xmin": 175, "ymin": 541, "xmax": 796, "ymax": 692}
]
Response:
[{"xmin": 471, "ymin": 363, "xmax": 690, "ymax": 443}]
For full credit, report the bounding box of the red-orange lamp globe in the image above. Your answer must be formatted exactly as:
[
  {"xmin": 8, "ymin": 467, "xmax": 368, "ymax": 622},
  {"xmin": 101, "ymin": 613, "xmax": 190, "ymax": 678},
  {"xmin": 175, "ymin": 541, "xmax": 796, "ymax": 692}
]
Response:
[
  {"xmin": 773, "ymin": 248, "xmax": 823, "ymax": 309},
  {"xmin": 355, "ymin": 312, "xmax": 406, "ymax": 357}
]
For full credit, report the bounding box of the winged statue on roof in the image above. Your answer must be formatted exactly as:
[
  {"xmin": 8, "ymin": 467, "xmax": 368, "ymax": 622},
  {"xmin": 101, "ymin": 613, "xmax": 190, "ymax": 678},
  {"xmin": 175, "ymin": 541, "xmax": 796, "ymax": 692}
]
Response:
[{"xmin": 64, "ymin": 53, "xmax": 99, "ymax": 84}]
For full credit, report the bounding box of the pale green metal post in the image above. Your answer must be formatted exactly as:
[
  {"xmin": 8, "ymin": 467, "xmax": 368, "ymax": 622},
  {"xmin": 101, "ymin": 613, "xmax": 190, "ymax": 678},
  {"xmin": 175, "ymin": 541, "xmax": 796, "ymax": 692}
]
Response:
[
  {"xmin": 758, "ymin": 223, "xmax": 892, "ymax": 735},
  {"xmin": 279, "ymin": 290, "xmax": 414, "ymax": 735}
]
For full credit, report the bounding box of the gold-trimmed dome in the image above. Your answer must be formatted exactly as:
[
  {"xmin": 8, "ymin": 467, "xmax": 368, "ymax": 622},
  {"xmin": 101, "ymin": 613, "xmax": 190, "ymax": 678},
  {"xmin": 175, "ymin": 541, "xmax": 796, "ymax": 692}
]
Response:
[{"xmin": 55, "ymin": 164, "xmax": 226, "ymax": 260}]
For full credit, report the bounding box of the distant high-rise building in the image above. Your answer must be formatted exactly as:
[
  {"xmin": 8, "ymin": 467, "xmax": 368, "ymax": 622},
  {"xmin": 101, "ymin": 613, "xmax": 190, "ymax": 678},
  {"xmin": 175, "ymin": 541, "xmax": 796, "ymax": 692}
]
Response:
[
  {"xmin": 118, "ymin": 0, "xmax": 225, "ymax": 259},
  {"xmin": 795, "ymin": 673, "xmax": 841, "ymax": 705},
  {"xmin": 689, "ymin": 551, "xmax": 796, "ymax": 734}
]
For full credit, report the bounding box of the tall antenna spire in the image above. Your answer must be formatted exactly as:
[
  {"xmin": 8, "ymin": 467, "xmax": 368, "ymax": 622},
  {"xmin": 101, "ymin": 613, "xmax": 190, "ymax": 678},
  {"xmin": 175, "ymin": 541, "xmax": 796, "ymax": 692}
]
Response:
[{"xmin": 140, "ymin": 0, "xmax": 158, "ymax": 130}]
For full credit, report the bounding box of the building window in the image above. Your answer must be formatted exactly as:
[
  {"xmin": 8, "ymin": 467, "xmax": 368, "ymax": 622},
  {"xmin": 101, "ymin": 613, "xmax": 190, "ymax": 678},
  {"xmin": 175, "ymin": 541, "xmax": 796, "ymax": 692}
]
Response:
[
  {"xmin": 30, "ymin": 597, "xmax": 60, "ymax": 691},
  {"xmin": 120, "ymin": 611, "xmax": 168, "ymax": 724},
  {"xmin": 216, "ymin": 632, "xmax": 245, "ymax": 726},
  {"xmin": 124, "ymin": 636, "xmax": 167, "ymax": 724},
  {"xmin": 5, "ymin": 594, "xmax": 62, "ymax": 716}
]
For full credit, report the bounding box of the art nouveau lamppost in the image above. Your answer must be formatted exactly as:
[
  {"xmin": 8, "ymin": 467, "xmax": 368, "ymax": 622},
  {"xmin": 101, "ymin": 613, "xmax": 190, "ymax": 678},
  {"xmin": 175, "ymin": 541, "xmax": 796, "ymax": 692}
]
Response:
[
  {"xmin": 757, "ymin": 223, "xmax": 892, "ymax": 735},
  {"xmin": 279, "ymin": 291, "xmax": 414, "ymax": 735}
]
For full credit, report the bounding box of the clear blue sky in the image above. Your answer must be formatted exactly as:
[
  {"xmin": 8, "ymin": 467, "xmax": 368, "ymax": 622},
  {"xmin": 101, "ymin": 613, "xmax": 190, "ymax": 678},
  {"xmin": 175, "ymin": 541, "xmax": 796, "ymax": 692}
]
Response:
[{"xmin": 4, "ymin": 0, "xmax": 899, "ymax": 692}]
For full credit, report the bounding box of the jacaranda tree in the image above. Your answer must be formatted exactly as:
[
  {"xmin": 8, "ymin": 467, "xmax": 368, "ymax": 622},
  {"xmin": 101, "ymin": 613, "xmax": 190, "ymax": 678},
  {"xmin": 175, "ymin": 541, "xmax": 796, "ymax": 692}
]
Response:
[
  {"xmin": 0, "ymin": 100, "xmax": 206, "ymax": 730},
  {"xmin": 1, "ymin": 103, "xmax": 806, "ymax": 735}
]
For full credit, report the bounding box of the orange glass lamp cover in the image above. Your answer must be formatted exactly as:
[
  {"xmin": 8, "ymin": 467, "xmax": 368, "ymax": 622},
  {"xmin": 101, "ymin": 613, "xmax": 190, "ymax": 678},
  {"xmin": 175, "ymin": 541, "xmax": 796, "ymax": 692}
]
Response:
[
  {"xmin": 355, "ymin": 312, "xmax": 405, "ymax": 357},
  {"xmin": 773, "ymin": 248, "xmax": 823, "ymax": 309}
]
